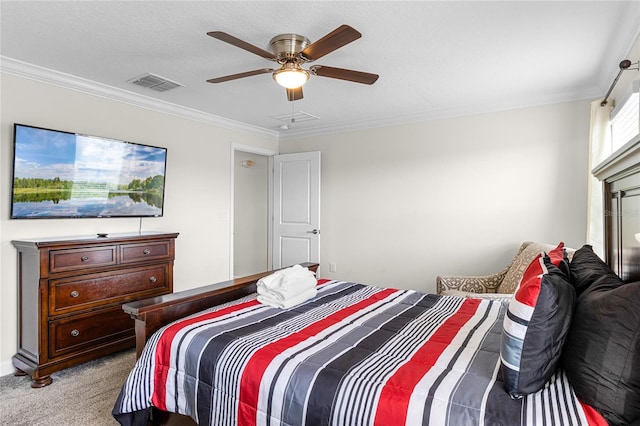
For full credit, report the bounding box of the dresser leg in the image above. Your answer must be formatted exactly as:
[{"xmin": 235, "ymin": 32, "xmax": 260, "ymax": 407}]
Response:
[
  {"xmin": 31, "ymin": 375, "xmax": 53, "ymax": 388},
  {"xmin": 14, "ymin": 368, "xmax": 27, "ymax": 377}
]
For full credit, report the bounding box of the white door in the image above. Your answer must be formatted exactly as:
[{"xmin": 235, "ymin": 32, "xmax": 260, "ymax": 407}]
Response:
[{"xmin": 272, "ymin": 151, "xmax": 321, "ymax": 268}]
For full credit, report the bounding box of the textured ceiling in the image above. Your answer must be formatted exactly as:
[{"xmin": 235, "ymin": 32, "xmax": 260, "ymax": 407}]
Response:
[{"xmin": 1, "ymin": 1, "xmax": 638, "ymax": 138}]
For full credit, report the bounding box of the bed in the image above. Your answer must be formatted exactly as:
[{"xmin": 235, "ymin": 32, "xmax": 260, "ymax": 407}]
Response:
[{"xmin": 113, "ymin": 136, "xmax": 640, "ymax": 426}]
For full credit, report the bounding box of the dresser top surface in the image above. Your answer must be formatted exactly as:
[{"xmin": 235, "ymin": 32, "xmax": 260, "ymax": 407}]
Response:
[{"xmin": 12, "ymin": 231, "xmax": 179, "ymax": 248}]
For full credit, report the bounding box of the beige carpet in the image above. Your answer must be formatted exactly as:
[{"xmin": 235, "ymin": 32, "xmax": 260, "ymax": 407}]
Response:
[{"xmin": 0, "ymin": 349, "xmax": 136, "ymax": 426}]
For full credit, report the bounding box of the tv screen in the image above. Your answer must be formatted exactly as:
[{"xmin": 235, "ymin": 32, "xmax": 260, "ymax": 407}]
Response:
[{"xmin": 11, "ymin": 124, "xmax": 168, "ymax": 219}]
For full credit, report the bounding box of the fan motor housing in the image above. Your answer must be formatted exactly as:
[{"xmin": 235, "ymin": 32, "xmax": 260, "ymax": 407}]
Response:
[{"xmin": 270, "ymin": 34, "xmax": 310, "ymax": 62}]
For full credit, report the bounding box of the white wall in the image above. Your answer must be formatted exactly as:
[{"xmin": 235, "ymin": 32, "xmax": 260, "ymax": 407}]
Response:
[
  {"xmin": 280, "ymin": 100, "xmax": 591, "ymax": 291},
  {"xmin": 0, "ymin": 73, "xmax": 278, "ymax": 375}
]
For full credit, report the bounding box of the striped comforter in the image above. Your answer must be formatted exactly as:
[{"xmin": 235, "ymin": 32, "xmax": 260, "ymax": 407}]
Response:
[{"xmin": 113, "ymin": 280, "xmax": 605, "ymax": 426}]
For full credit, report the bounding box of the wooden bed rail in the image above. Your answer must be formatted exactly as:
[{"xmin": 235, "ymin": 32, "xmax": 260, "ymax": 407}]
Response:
[{"xmin": 122, "ymin": 263, "xmax": 319, "ymax": 357}]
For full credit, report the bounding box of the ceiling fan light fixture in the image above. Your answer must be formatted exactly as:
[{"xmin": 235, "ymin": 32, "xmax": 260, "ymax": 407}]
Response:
[
  {"xmin": 207, "ymin": 26, "xmax": 377, "ymax": 101},
  {"xmin": 273, "ymin": 67, "xmax": 309, "ymax": 89}
]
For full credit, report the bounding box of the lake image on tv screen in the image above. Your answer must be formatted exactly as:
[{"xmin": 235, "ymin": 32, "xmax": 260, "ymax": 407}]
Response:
[{"xmin": 12, "ymin": 126, "xmax": 167, "ymax": 218}]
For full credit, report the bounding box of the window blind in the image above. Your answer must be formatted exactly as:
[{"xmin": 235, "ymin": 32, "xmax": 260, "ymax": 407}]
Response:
[{"xmin": 610, "ymin": 80, "xmax": 639, "ymax": 151}]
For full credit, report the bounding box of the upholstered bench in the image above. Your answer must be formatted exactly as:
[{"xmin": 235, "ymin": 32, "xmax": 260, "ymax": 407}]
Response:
[{"xmin": 436, "ymin": 241, "xmax": 573, "ymax": 299}]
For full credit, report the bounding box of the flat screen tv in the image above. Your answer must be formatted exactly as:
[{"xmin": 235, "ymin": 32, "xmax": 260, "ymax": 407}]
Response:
[{"xmin": 11, "ymin": 123, "xmax": 168, "ymax": 219}]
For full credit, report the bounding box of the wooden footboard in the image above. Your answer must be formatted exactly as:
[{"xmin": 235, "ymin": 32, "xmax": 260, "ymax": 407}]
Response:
[{"xmin": 122, "ymin": 263, "xmax": 319, "ymax": 358}]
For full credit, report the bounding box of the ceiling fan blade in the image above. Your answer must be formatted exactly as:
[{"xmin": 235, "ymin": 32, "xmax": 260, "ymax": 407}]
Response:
[
  {"xmin": 206, "ymin": 68, "xmax": 273, "ymax": 83},
  {"xmin": 310, "ymin": 65, "xmax": 379, "ymax": 85},
  {"xmin": 207, "ymin": 31, "xmax": 276, "ymax": 60},
  {"xmin": 286, "ymin": 87, "xmax": 303, "ymax": 101},
  {"xmin": 300, "ymin": 25, "xmax": 361, "ymax": 61}
]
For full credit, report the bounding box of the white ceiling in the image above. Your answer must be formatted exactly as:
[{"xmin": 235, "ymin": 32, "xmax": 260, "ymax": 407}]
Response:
[{"xmin": 1, "ymin": 1, "xmax": 639, "ymax": 139}]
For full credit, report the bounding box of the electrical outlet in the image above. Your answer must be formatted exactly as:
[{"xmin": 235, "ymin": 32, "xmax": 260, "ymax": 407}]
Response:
[{"xmin": 329, "ymin": 262, "xmax": 337, "ymax": 273}]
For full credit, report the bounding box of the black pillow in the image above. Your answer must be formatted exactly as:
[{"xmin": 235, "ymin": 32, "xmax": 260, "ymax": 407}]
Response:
[
  {"xmin": 562, "ymin": 262, "xmax": 640, "ymax": 425},
  {"xmin": 501, "ymin": 244, "xmax": 575, "ymax": 397},
  {"xmin": 569, "ymin": 245, "xmax": 617, "ymax": 296}
]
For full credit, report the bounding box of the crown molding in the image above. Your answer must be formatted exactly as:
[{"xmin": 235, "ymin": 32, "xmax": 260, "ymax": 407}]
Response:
[
  {"xmin": 0, "ymin": 54, "xmax": 620, "ymax": 143},
  {"xmin": 278, "ymin": 86, "xmax": 602, "ymax": 140},
  {"xmin": 0, "ymin": 56, "xmax": 279, "ymax": 141}
]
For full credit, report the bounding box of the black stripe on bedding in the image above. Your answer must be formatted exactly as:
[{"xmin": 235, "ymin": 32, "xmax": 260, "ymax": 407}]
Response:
[
  {"xmin": 302, "ymin": 293, "xmax": 445, "ymax": 426},
  {"xmin": 521, "ymin": 369, "xmax": 588, "ymax": 425},
  {"xmin": 263, "ymin": 288, "xmax": 418, "ymax": 426},
  {"xmin": 422, "ymin": 299, "xmax": 499, "ymax": 425},
  {"xmin": 272, "ymin": 289, "xmax": 429, "ymax": 426},
  {"xmin": 332, "ymin": 294, "xmax": 468, "ymax": 426},
  {"xmin": 196, "ymin": 282, "xmax": 369, "ymax": 425},
  {"xmin": 266, "ymin": 288, "xmax": 416, "ymax": 425},
  {"xmin": 339, "ymin": 294, "xmax": 455, "ymax": 425}
]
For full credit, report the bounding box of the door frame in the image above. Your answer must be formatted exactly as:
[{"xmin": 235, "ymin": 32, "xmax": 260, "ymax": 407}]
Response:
[{"xmin": 230, "ymin": 143, "xmax": 278, "ymax": 279}]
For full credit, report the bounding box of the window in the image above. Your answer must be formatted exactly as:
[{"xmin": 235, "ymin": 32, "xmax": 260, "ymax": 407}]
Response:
[{"xmin": 610, "ymin": 80, "xmax": 639, "ymax": 151}]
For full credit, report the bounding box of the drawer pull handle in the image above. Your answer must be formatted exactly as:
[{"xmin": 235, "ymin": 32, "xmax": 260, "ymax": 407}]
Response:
[
  {"xmin": 70, "ymin": 329, "xmax": 80, "ymax": 337},
  {"xmin": 149, "ymin": 276, "xmax": 157, "ymax": 283},
  {"xmin": 143, "ymin": 249, "xmax": 151, "ymax": 255},
  {"xmin": 70, "ymin": 290, "xmax": 79, "ymax": 298},
  {"xmin": 81, "ymin": 256, "xmax": 89, "ymax": 262}
]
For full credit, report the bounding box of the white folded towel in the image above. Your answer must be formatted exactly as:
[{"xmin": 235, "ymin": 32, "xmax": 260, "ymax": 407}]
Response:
[
  {"xmin": 257, "ymin": 286, "xmax": 317, "ymax": 309},
  {"xmin": 257, "ymin": 265, "xmax": 317, "ymax": 308},
  {"xmin": 260, "ymin": 283, "xmax": 312, "ymax": 301},
  {"xmin": 256, "ymin": 272, "xmax": 284, "ymax": 290}
]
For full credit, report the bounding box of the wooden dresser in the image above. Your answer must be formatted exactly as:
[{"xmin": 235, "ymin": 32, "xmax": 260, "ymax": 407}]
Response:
[{"xmin": 12, "ymin": 232, "xmax": 178, "ymax": 387}]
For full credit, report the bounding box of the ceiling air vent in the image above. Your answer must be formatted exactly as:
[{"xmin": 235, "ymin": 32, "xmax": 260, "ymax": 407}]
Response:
[
  {"xmin": 128, "ymin": 73, "xmax": 183, "ymax": 92},
  {"xmin": 273, "ymin": 110, "xmax": 319, "ymax": 124}
]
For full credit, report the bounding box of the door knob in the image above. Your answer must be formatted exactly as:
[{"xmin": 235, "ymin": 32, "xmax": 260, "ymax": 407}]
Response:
[{"xmin": 306, "ymin": 229, "xmax": 319, "ymax": 235}]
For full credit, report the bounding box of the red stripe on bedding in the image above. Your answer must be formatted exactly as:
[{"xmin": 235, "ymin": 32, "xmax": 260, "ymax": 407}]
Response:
[
  {"xmin": 580, "ymin": 401, "xmax": 608, "ymax": 426},
  {"xmin": 373, "ymin": 298, "xmax": 482, "ymax": 426},
  {"xmin": 237, "ymin": 287, "xmax": 399, "ymax": 426},
  {"xmin": 151, "ymin": 299, "xmax": 260, "ymax": 410}
]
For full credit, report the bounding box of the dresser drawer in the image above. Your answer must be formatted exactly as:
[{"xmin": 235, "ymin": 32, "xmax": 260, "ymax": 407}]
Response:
[
  {"xmin": 50, "ymin": 246, "xmax": 117, "ymax": 274},
  {"xmin": 50, "ymin": 265, "xmax": 169, "ymax": 315},
  {"xmin": 120, "ymin": 240, "xmax": 171, "ymax": 264},
  {"xmin": 49, "ymin": 307, "xmax": 133, "ymax": 357}
]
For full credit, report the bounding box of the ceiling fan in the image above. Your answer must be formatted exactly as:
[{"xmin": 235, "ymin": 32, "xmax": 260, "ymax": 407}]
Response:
[{"xmin": 206, "ymin": 25, "xmax": 379, "ymax": 101}]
